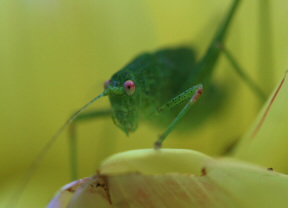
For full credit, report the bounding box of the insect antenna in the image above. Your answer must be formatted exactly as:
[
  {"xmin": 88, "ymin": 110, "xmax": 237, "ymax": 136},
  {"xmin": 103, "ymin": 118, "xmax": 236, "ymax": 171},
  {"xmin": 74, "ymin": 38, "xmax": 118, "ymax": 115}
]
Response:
[{"xmin": 7, "ymin": 89, "xmax": 110, "ymax": 208}]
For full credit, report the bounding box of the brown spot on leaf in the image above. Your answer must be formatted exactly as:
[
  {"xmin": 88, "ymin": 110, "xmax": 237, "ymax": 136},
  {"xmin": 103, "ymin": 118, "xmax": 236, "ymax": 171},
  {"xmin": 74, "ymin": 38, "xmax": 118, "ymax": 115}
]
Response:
[
  {"xmin": 201, "ymin": 167, "xmax": 207, "ymax": 176},
  {"xmin": 66, "ymin": 187, "xmax": 75, "ymax": 193},
  {"xmin": 90, "ymin": 175, "xmax": 112, "ymax": 204},
  {"xmin": 65, "ymin": 178, "xmax": 90, "ymax": 193},
  {"xmin": 267, "ymin": 167, "xmax": 274, "ymax": 171}
]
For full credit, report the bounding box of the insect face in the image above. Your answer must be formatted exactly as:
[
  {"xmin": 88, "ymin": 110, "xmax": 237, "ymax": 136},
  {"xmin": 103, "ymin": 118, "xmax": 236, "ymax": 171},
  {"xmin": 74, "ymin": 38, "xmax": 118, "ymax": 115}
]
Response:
[{"xmin": 107, "ymin": 71, "xmax": 141, "ymax": 135}]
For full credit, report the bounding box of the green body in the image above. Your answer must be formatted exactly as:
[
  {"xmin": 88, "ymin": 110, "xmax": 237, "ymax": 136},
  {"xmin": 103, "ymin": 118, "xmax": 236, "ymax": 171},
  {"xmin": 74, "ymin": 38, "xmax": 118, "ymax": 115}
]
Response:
[
  {"xmin": 108, "ymin": 0, "xmax": 241, "ymax": 135},
  {"xmin": 109, "ymin": 48, "xmax": 196, "ymax": 132},
  {"xmin": 109, "ymin": 46, "xmax": 225, "ymax": 134}
]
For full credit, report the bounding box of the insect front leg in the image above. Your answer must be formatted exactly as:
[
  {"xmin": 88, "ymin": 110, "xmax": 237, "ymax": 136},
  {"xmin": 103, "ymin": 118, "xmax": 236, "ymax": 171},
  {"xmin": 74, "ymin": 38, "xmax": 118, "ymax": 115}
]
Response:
[
  {"xmin": 69, "ymin": 109, "xmax": 112, "ymax": 180},
  {"xmin": 155, "ymin": 84, "xmax": 203, "ymax": 149}
]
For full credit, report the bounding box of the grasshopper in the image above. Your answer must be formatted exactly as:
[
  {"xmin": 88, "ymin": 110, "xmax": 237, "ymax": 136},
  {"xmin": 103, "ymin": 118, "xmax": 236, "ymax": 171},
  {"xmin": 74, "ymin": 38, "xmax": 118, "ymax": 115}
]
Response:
[{"xmin": 9, "ymin": 0, "xmax": 266, "ymax": 207}]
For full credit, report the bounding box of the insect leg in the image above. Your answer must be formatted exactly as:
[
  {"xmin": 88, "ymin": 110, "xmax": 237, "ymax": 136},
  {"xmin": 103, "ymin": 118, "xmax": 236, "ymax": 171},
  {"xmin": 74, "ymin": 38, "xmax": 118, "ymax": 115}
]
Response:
[
  {"xmin": 69, "ymin": 109, "xmax": 112, "ymax": 180},
  {"xmin": 220, "ymin": 45, "xmax": 267, "ymax": 101},
  {"xmin": 188, "ymin": 0, "xmax": 241, "ymax": 84},
  {"xmin": 155, "ymin": 84, "xmax": 203, "ymax": 149}
]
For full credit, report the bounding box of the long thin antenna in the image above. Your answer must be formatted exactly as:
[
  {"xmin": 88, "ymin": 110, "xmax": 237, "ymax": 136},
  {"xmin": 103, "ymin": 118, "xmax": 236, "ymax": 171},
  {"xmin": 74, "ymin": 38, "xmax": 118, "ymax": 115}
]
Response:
[{"xmin": 7, "ymin": 90, "xmax": 109, "ymax": 208}]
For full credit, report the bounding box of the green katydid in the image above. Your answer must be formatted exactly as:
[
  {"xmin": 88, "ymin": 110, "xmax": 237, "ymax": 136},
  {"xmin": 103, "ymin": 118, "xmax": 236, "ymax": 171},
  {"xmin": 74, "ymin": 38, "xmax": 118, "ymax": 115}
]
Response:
[{"xmin": 9, "ymin": 0, "xmax": 267, "ymax": 206}]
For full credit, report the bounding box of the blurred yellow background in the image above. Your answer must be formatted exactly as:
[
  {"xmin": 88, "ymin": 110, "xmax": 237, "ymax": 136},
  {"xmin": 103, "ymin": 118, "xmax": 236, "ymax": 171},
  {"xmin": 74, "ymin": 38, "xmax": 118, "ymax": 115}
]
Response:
[{"xmin": 0, "ymin": 0, "xmax": 287, "ymax": 207}]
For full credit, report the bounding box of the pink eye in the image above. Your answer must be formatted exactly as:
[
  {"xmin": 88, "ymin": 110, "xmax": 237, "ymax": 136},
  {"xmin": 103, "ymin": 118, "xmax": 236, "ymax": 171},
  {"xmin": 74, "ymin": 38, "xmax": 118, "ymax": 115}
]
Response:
[
  {"xmin": 104, "ymin": 80, "xmax": 111, "ymax": 89},
  {"xmin": 124, "ymin": 80, "xmax": 136, "ymax": 95}
]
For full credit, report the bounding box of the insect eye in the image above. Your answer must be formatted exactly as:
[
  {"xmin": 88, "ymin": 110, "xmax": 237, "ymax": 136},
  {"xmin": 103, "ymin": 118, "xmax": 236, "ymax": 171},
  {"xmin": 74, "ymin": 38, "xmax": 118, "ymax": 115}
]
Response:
[
  {"xmin": 104, "ymin": 80, "xmax": 111, "ymax": 89},
  {"xmin": 124, "ymin": 80, "xmax": 136, "ymax": 96}
]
